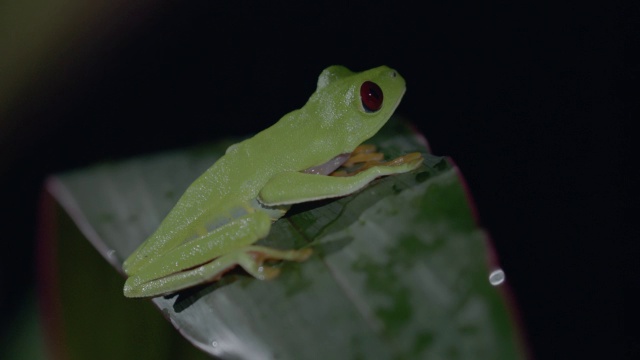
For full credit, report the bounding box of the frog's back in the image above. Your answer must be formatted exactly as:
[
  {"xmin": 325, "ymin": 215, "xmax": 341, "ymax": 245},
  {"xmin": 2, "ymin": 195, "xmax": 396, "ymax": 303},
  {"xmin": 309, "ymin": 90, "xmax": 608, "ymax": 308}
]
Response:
[{"xmin": 169, "ymin": 149, "xmax": 264, "ymax": 224}]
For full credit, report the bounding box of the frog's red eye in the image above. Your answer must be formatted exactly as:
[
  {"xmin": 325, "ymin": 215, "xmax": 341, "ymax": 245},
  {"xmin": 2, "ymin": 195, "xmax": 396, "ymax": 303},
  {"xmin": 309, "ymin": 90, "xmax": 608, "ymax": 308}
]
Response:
[{"xmin": 360, "ymin": 81, "xmax": 383, "ymax": 113}]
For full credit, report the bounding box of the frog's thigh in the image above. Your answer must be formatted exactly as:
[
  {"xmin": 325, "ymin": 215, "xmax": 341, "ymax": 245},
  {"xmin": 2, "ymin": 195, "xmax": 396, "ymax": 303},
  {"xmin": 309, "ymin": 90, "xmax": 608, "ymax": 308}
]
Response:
[
  {"xmin": 125, "ymin": 246, "xmax": 311, "ymax": 298},
  {"xmin": 125, "ymin": 211, "xmax": 268, "ymax": 298},
  {"xmin": 124, "ymin": 216, "xmax": 312, "ymax": 298},
  {"xmin": 127, "ymin": 211, "xmax": 272, "ymax": 285}
]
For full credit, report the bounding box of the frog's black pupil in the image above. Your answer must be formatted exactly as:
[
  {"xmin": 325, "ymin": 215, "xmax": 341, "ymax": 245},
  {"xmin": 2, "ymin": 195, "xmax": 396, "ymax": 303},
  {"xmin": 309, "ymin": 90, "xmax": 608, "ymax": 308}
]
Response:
[{"xmin": 360, "ymin": 81, "xmax": 383, "ymax": 113}]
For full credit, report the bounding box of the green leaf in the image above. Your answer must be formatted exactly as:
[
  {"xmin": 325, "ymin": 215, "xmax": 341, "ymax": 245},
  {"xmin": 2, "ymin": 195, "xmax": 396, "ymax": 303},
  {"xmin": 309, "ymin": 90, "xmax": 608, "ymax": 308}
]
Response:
[{"xmin": 43, "ymin": 117, "xmax": 525, "ymax": 359}]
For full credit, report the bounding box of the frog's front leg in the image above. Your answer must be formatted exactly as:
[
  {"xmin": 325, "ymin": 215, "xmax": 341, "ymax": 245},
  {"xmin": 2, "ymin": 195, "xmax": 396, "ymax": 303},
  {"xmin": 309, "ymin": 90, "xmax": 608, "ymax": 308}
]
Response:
[
  {"xmin": 332, "ymin": 144, "xmax": 422, "ymax": 177},
  {"xmin": 259, "ymin": 153, "xmax": 423, "ymax": 206},
  {"xmin": 339, "ymin": 144, "xmax": 384, "ymax": 169},
  {"xmin": 123, "ymin": 211, "xmax": 311, "ymax": 298}
]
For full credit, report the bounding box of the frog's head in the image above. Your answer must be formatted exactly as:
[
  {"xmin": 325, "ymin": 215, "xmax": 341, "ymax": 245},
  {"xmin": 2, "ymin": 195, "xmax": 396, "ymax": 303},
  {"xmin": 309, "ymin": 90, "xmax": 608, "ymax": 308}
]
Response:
[{"xmin": 308, "ymin": 65, "xmax": 406, "ymax": 154}]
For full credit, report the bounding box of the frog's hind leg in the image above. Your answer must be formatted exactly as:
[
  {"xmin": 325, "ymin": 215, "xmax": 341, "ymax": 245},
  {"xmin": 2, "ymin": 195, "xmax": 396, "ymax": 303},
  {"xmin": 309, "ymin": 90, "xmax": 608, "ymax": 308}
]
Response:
[
  {"xmin": 123, "ymin": 211, "xmax": 312, "ymax": 298},
  {"xmin": 123, "ymin": 246, "xmax": 312, "ymax": 298}
]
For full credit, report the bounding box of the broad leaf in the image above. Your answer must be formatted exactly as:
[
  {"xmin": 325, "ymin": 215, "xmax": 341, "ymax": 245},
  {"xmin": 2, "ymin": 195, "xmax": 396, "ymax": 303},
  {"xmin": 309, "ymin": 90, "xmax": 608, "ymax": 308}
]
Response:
[{"xmin": 42, "ymin": 117, "xmax": 525, "ymax": 359}]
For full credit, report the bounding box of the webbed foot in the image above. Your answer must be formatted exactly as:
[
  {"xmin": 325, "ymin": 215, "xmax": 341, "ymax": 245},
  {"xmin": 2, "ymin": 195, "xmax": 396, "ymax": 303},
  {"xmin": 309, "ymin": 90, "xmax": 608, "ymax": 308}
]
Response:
[{"xmin": 331, "ymin": 144, "xmax": 423, "ymax": 177}]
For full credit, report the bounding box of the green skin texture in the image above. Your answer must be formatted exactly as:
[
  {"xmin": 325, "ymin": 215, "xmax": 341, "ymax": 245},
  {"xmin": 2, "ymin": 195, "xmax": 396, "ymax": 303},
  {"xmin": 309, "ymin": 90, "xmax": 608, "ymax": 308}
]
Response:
[{"xmin": 123, "ymin": 65, "xmax": 423, "ymax": 298}]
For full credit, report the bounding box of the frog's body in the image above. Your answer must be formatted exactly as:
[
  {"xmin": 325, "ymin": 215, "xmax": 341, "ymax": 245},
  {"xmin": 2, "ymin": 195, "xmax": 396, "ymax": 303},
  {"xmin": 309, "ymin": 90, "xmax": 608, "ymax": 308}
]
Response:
[{"xmin": 123, "ymin": 65, "xmax": 423, "ymax": 298}]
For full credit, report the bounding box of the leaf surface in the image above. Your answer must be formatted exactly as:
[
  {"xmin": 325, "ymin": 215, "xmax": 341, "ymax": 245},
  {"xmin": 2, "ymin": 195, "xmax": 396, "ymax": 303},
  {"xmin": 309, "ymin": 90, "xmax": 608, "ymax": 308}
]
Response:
[{"xmin": 45, "ymin": 118, "xmax": 525, "ymax": 359}]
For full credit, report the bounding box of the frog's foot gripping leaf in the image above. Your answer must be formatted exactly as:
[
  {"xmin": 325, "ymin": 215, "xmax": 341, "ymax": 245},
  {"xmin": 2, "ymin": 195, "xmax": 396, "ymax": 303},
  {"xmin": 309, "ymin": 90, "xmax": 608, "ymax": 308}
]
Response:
[
  {"xmin": 233, "ymin": 245, "xmax": 313, "ymax": 280},
  {"xmin": 331, "ymin": 144, "xmax": 423, "ymax": 177}
]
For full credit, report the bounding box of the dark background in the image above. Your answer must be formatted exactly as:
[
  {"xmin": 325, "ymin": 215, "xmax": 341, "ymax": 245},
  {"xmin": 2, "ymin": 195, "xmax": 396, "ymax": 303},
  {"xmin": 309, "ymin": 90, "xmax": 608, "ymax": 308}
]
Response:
[{"xmin": 1, "ymin": 1, "xmax": 637, "ymax": 358}]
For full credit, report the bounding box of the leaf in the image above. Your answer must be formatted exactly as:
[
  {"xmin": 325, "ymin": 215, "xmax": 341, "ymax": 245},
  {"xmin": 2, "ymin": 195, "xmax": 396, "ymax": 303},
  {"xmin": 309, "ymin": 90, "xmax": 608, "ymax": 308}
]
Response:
[{"xmin": 42, "ymin": 117, "xmax": 526, "ymax": 359}]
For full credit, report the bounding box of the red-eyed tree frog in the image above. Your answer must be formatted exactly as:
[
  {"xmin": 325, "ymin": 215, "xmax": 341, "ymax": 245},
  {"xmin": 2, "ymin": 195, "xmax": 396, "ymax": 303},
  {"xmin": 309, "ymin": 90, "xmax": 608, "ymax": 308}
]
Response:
[{"xmin": 123, "ymin": 65, "xmax": 423, "ymax": 298}]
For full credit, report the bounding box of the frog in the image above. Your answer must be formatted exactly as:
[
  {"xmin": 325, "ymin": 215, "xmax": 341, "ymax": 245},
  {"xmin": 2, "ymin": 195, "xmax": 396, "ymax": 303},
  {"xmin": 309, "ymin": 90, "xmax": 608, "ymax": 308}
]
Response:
[{"xmin": 122, "ymin": 65, "xmax": 423, "ymax": 298}]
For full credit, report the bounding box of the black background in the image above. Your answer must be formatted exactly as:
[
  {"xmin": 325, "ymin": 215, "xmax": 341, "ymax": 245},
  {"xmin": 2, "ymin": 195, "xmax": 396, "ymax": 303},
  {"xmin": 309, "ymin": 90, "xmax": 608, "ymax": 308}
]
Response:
[{"xmin": 1, "ymin": 1, "xmax": 637, "ymax": 358}]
